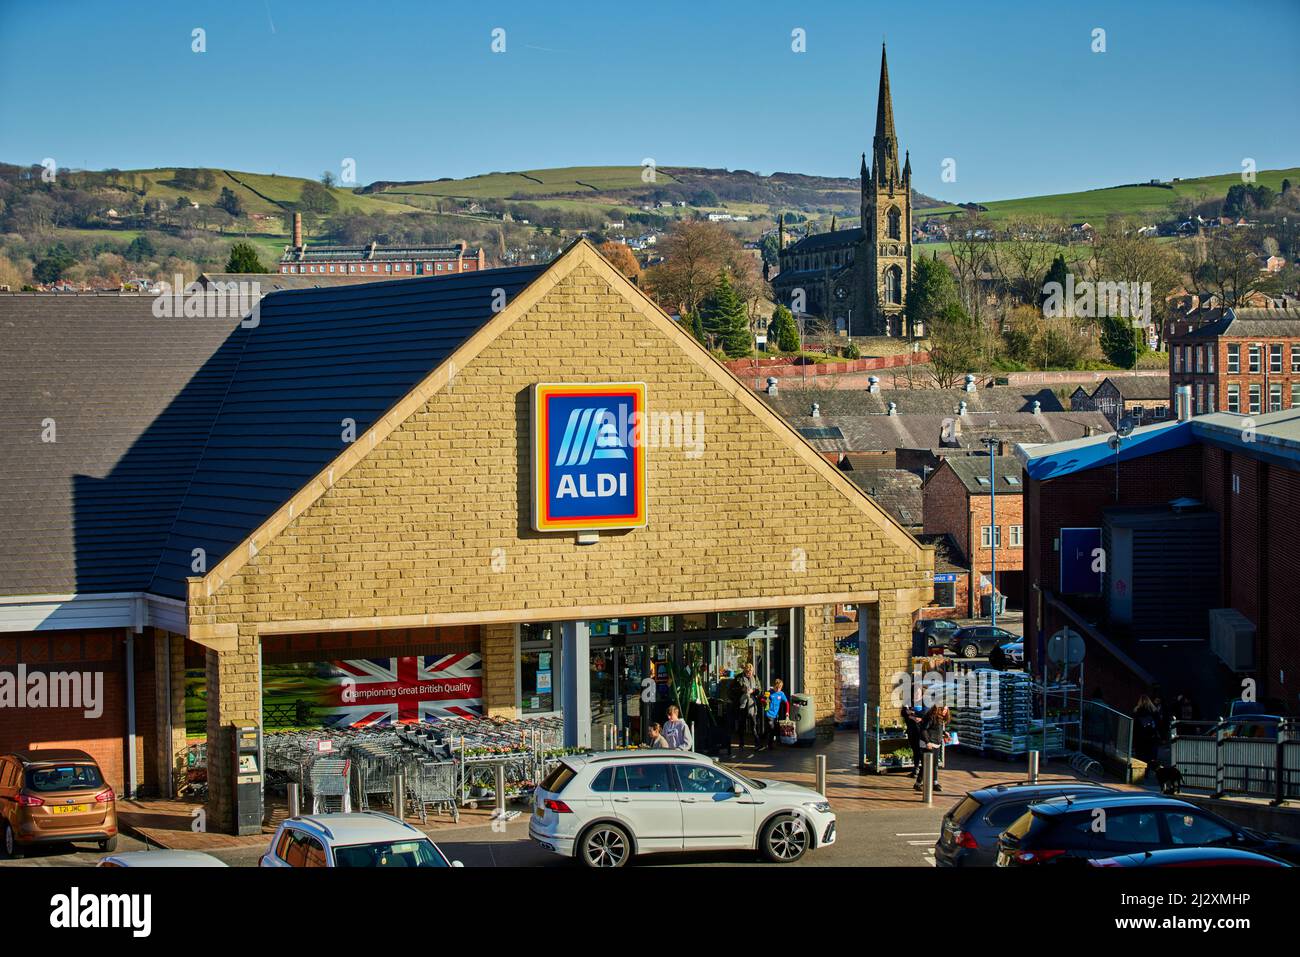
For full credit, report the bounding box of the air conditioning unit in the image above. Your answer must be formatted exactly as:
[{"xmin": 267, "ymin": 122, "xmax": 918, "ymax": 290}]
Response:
[{"xmin": 1208, "ymin": 608, "xmax": 1256, "ymax": 672}]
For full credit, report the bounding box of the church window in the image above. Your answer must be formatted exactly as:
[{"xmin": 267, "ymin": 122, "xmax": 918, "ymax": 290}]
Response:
[
  {"xmin": 885, "ymin": 265, "xmax": 902, "ymax": 305},
  {"xmin": 887, "ymin": 206, "xmax": 901, "ymax": 240}
]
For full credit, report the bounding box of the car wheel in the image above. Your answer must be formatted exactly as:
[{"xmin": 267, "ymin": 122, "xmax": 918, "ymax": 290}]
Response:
[
  {"xmin": 99, "ymin": 835, "xmax": 118, "ymax": 853},
  {"xmin": 961, "ymin": 642, "xmax": 979, "ymax": 659},
  {"xmin": 579, "ymin": 823, "xmax": 631, "ymax": 868},
  {"xmin": 1, "ymin": 821, "xmax": 22, "ymax": 860},
  {"xmin": 761, "ymin": 814, "xmax": 810, "ymax": 863}
]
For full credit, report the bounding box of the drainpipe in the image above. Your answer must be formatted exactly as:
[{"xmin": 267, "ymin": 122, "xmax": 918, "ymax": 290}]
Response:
[{"xmin": 124, "ymin": 629, "xmax": 136, "ymax": 800}]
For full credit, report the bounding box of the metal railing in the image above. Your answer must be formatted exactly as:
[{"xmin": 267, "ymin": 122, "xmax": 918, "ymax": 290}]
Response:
[
  {"xmin": 1171, "ymin": 718, "xmax": 1300, "ymax": 803},
  {"xmin": 1081, "ymin": 699, "xmax": 1134, "ymax": 776}
]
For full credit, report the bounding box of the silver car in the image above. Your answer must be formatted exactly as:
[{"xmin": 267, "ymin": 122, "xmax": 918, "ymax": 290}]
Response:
[
  {"xmin": 260, "ymin": 812, "xmax": 461, "ymax": 867},
  {"xmin": 529, "ymin": 750, "xmax": 835, "ymax": 867}
]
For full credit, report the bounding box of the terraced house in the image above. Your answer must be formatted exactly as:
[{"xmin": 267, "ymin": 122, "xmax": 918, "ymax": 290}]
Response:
[{"xmin": 0, "ymin": 241, "xmax": 932, "ymax": 833}]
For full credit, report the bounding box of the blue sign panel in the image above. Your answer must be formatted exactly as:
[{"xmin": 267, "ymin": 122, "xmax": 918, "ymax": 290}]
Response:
[{"xmin": 532, "ymin": 383, "xmax": 648, "ymax": 532}]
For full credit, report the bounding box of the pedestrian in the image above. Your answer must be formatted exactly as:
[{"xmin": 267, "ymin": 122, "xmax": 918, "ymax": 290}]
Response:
[
  {"xmin": 763, "ymin": 678, "xmax": 789, "ymax": 749},
  {"xmin": 901, "ymin": 685, "xmax": 924, "ymax": 771},
  {"xmin": 914, "ymin": 705, "xmax": 950, "ymax": 792},
  {"xmin": 662, "ymin": 704, "xmax": 693, "ymax": 751},
  {"xmin": 1132, "ymin": 694, "xmax": 1160, "ymax": 764},
  {"xmin": 647, "ymin": 722, "xmax": 671, "ymax": 749},
  {"xmin": 734, "ymin": 662, "xmax": 762, "ymax": 750}
]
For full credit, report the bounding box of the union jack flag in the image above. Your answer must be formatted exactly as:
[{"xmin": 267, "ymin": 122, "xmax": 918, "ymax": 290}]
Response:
[{"xmin": 321, "ymin": 654, "xmax": 483, "ymax": 727}]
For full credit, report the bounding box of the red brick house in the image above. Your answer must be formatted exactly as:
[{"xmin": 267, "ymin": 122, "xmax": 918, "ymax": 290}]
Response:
[
  {"xmin": 1167, "ymin": 305, "xmax": 1300, "ymax": 417},
  {"xmin": 922, "ymin": 455, "xmax": 1024, "ymax": 616}
]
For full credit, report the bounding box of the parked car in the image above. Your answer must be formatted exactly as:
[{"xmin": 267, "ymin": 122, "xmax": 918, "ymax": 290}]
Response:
[
  {"xmin": 996, "ymin": 794, "xmax": 1300, "ymax": 866},
  {"xmin": 0, "ymin": 750, "xmax": 118, "ymax": 858},
  {"xmin": 1089, "ymin": 847, "xmax": 1292, "ymax": 868},
  {"xmin": 260, "ymin": 812, "xmax": 461, "ymax": 867},
  {"xmin": 529, "ymin": 750, "xmax": 835, "ymax": 867},
  {"xmin": 950, "ymin": 626, "xmax": 1019, "ymax": 659},
  {"xmin": 989, "ymin": 641, "xmax": 1024, "ymax": 670},
  {"xmin": 913, "ymin": 618, "xmax": 961, "ymax": 653},
  {"xmin": 935, "ymin": 782, "xmax": 1118, "ymax": 866},
  {"xmin": 99, "ymin": 849, "xmax": 227, "ymax": 867}
]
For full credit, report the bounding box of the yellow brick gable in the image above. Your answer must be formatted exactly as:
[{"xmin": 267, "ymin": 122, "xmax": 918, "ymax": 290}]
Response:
[{"xmin": 188, "ymin": 243, "xmax": 932, "ymax": 633}]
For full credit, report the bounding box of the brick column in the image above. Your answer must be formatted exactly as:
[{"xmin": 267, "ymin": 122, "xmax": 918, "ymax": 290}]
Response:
[
  {"xmin": 482, "ymin": 623, "xmax": 518, "ymax": 719},
  {"xmin": 152, "ymin": 630, "xmax": 187, "ymax": 797},
  {"xmin": 799, "ymin": 604, "xmax": 836, "ymax": 740},
  {"xmin": 204, "ymin": 629, "xmax": 261, "ymax": 835},
  {"xmin": 865, "ymin": 589, "xmax": 918, "ymax": 718}
]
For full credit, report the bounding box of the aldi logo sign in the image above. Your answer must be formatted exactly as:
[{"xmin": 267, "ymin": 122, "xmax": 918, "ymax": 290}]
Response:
[{"xmin": 532, "ymin": 382, "xmax": 647, "ymax": 532}]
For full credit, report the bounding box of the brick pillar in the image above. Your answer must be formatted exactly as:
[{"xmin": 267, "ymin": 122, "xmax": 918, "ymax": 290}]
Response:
[
  {"xmin": 204, "ymin": 629, "xmax": 261, "ymax": 835},
  {"xmin": 482, "ymin": 623, "xmax": 518, "ymax": 719},
  {"xmin": 152, "ymin": 630, "xmax": 187, "ymax": 797},
  {"xmin": 799, "ymin": 604, "xmax": 836, "ymax": 740},
  {"xmin": 866, "ymin": 589, "xmax": 918, "ymax": 717}
]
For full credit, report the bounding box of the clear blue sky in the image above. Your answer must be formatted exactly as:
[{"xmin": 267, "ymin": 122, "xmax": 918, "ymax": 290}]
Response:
[{"xmin": 2, "ymin": 0, "xmax": 1297, "ymax": 203}]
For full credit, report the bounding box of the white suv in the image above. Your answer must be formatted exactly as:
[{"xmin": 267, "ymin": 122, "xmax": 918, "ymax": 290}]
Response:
[
  {"xmin": 529, "ymin": 750, "xmax": 835, "ymax": 867},
  {"xmin": 260, "ymin": 812, "xmax": 462, "ymax": 868}
]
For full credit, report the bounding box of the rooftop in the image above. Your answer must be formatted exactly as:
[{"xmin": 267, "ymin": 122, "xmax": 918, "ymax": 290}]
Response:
[
  {"xmin": 1172, "ymin": 305, "xmax": 1300, "ymax": 339},
  {"xmin": 937, "ymin": 455, "xmax": 1025, "ymax": 495}
]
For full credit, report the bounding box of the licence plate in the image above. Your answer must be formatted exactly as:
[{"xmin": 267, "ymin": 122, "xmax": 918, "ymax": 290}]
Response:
[{"xmin": 51, "ymin": 804, "xmax": 89, "ymax": 814}]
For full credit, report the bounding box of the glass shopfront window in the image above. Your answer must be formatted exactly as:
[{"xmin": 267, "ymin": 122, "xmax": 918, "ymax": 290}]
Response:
[{"xmin": 520, "ymin": 623, "xmax": 555, "ymax": 714}]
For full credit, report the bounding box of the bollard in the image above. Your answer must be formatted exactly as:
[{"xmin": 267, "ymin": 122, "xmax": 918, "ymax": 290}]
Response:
[
  {"xmin": 392, "ymin": 770, "xmax": 405, "ymax": 821},
  {"xmin": 922, "ymin": 750, "xmax": 935, "ymax": 807},
  {"xmin": 690, "ymin": 721, "xmax": 696, "ymax": 752},
  {"xmin": 1027, "ymin": 750, "xmax": 1040, "ymax": 784},
  {"xmin": 287, "ymin": 782, "xmax": 301, "ymax": 819},
  {"xmin": 495, "ymin": 763, "xmax": 507, "ymax": 817},
  {"xmin": 816, "ymin": 754, "xmax": 827, "ymax": 796}
]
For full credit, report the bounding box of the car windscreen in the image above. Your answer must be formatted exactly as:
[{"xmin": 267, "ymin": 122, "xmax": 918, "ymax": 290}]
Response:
[
  {"xmin": 332, "ymin": 839, "xmax": 448, "ymax": 867},
  {"xmin": 1002, "ymin": 808, "xmax": 1037, "ymax": 841},
  {"xmin": 948, "ymin": 795, "xmax": 982, "ymax": 826},
  {"xmin": 539, "ymin": 762, "xmax": 578, "ymax": 794},
  {"xmin": 26, "ymin": 763, "xmax": 104, "ymax": 792},
  {"xmin": 724, "ymin": 767, "xmax": 768, "ymax": 790}
]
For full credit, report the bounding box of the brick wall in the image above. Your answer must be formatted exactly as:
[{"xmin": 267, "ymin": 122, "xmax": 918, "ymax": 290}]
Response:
[
  {"xmin": 188, "ymin": 248, "xmax": 932, "ymax": 830},
  {"xmin": 482, "ymin": 624, "xmax": 517, "ymax": 718},
  {"xmin": 923, "ymin": 465, "xmax": 1024, "ymax": 615}
]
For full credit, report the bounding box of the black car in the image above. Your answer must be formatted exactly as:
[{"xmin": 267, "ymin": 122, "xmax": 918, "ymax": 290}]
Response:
[
  {"xmin": 950, "ymin": 625, "xmax": 1019, "ymax": 659},
  {"xmin": 934, "ymin": 782, "xmax": 1117, "ymax": 867},
  {"xmin": 996, "ymin": 794, "xmax": 1300, "ymax": 866},
  {"xmin": 1089, "ymin": 847, "xmax": 1292, "ymax": 868},
  {"xmin": 913, "ymin": 618, "xmax": 960, "ymax": 654}
]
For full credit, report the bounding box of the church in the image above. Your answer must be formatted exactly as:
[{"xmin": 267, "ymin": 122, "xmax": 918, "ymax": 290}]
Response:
[{"xmin": 771, "ymin": 45, "xmax": 914, "ymax": 338}]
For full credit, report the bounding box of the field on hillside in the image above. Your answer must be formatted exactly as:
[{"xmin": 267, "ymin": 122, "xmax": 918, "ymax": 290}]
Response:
[
  {"xmin": 376, "ymin": 165, "xmax": 681, "ymax": 199},
  {"xmin": 917, "ymin": 167, "xmax": 1300, "ymax": 224}
]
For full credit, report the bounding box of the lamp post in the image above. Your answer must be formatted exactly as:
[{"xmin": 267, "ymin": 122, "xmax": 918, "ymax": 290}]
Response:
[{"xmin": 983, "ymin": 437, "xmax": 999, "ymax": 630}]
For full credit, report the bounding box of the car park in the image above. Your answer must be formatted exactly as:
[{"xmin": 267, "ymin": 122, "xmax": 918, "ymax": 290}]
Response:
[
  {"xmin": 950, "ymin": 626, "xmax": 1019, "ymax": 659},
  {"xmin": 1088, "ymin": 847, "xmax": 1292, "ymax": 868},
  {"xmin": 260, "ymin": 812, "xmax": 461, "ymax": 867},
  {"xmin": 0, "ymin": 750, "xmax": 118, "ymax": 858},
  {"xmin": 989, "ymin": 640, "xmax": 1024, "ymax": 670},
  {"xmin": 529, "ymin": 750, "xmax": 835, "ymax": 867},
  {"xmin": 913, "ymin": 618, "xmax": 961, "ymax": 653},
  {"xmin": 99, "ymin": 849, "xmax": 228, "ymax": 867},
  {"xmin": 996, "ymin": 794, "xmax": 1300, "ymax": 866},
  {"xmin": 935, "ymin": 782, "xmax": 1118, "ymax": 867}
]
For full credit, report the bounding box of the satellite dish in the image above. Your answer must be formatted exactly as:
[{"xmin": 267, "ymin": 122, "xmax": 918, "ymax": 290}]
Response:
[
  {"xmin": 1047, "ymin": 627, "xmax": 1086, "ymax": 664},
  {"xmin": 1117, "ymin": 417, "xmax": 1136, "ymax": 437}
]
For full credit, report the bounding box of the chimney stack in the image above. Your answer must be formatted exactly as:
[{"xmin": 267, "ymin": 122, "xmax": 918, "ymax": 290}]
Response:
[
  {"xmin": 867, "ymin": 375, "xmax": 880, "ymax": 394},
  {"xmin": 293, "ymin": 212, "xmax": 303, "ymax": 250},
  {"xmin": 810, "ymin": 402, "xmax": 820, "ymax": 419}
]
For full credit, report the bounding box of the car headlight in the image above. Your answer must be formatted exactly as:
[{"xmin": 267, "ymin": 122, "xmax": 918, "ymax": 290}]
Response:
[{"xmin": 804, "ymin": 801, "xmax": 832, "ymax": 814}]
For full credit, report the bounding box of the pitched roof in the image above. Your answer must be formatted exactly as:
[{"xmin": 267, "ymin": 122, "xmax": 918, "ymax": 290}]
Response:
[
  {"xmin": 843, "ymin": 467, "xmax": 922, "ymax": 527},
  {"xmin": 937, "ymin": 455, "xmax": 1024, "ymax": 495},
  {"xmin": 200, "ymin": 272, "xmax": 392, "ymax": 291},
  {"xmin": 780, "ymin": 227, "xmax": 865, "ymax": 255},
  {"xmin": 1174, "ymin": 306, "xmax": 1300, "ymax": 339},
  {"xmin": 0, "ymin": 267, "xmax": 547, "ymax": 598},
  {"xmin": 148, "ymin": 265, "xmax": 547, "ymax": 598},
  {"xmin": 1103, "ymin": 375, "xmax": 1169, "ymax": 401},
  {"xmin": 764, "ymin": 385, "xmax": 1067, "ymax": 417},
  {"xmin": 0, "ymin": 295, "xmax": 243, "ymax": 594}
]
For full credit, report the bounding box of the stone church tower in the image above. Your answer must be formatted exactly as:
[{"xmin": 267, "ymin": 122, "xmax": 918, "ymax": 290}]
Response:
[
  {"xmin": 859, "ymin": 44, "xmax": 912, "ymax": 337},
  {"xmin": 771, "ymin": 44, "xmax": 913, "ymax": 337}
]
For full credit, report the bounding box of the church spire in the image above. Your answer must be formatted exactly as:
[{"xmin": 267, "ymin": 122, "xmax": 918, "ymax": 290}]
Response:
[{"xmin": 872, "ymin": 43, "xmax": 900, "ymax": 184}]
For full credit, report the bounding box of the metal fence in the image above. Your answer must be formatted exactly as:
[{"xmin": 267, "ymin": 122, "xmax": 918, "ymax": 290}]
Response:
[
  {"xmin": 1081, "ymin": 699, "xmax": 1134, "ymax": 776},
  {"xmin": 1171, "ymin": 718, "xmax": 1300, "ymax": 803}
]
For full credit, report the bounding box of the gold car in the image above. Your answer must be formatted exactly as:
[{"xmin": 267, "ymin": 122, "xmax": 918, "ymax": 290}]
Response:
[{"xmin": 0, "ymin": 750, "xmax": 118, "ymax": 858}]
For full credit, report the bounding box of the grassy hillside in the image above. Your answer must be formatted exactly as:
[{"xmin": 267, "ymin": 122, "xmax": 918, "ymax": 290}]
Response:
[
  {"xmin": 376, "ymin": 165, "xmax": 680, "ymax": 199},
  {"xmin": 918, "ymin": 167, "xmax": 1300, "ymax": 224}
]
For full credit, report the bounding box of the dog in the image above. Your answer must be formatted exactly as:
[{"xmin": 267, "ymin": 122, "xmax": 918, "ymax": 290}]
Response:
[{"xmin": 1149, "ymin": 760, "xmax": 1182, "ymax": 795}]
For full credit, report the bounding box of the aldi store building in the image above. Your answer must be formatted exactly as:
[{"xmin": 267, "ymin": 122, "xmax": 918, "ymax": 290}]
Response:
[{"xmin": 0, "ymin": 241, "xmax": 931, "ymax": 832}]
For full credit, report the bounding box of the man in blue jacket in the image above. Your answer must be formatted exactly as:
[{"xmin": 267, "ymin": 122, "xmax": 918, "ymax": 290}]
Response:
[{"xmin": 762, "ymin": 678, "xmax": 789, "ymax": 749}]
